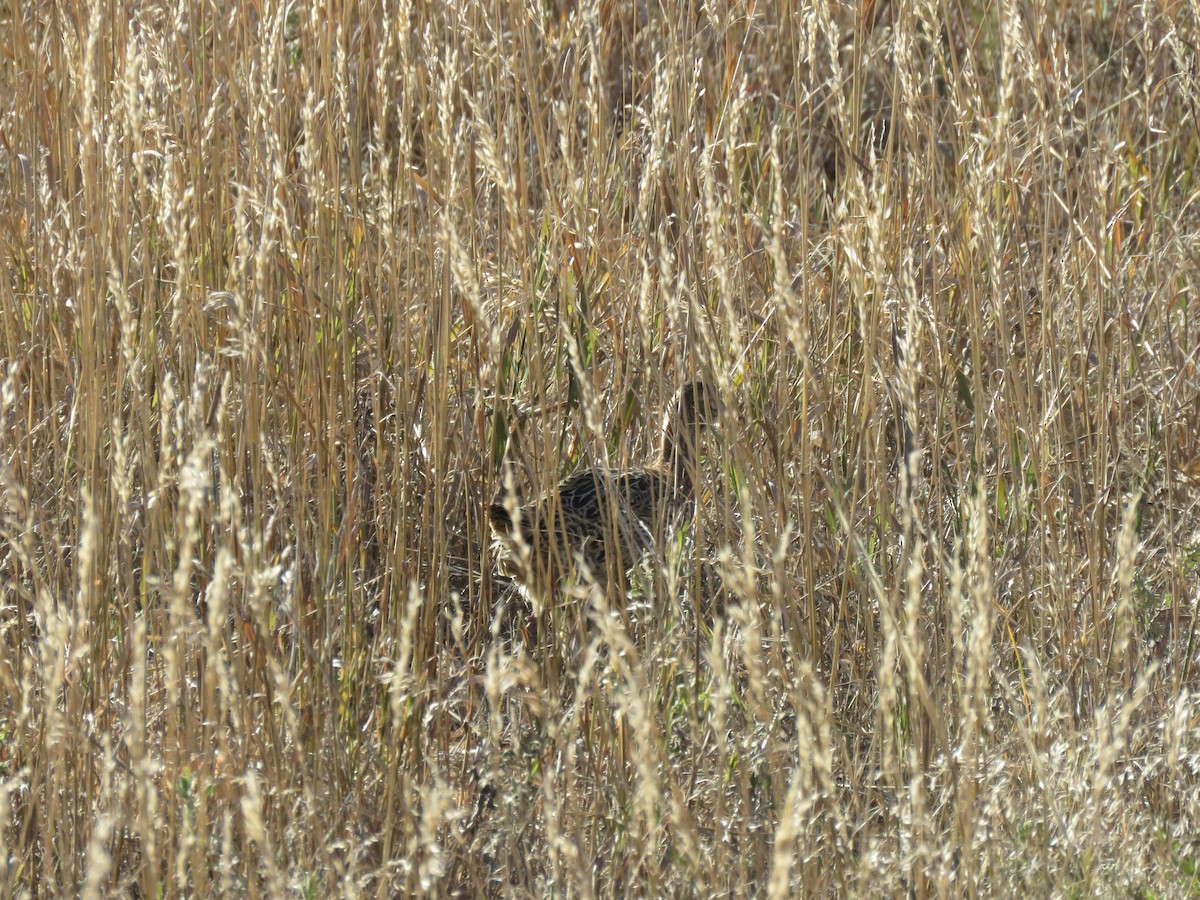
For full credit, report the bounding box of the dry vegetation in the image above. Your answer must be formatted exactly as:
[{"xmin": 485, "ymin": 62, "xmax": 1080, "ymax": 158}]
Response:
[{"xmin": 3, "ymin": 0, "xmax": 1200, "ymax": 895}]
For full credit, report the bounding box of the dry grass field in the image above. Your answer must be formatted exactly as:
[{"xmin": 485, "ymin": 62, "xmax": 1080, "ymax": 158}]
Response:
[{"xmin": 3, "ymin": 0, "xmax": 1200, "ymax": 895}]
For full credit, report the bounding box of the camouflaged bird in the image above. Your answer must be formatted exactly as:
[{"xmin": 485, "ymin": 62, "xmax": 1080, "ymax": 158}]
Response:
[{"xmin": 489, "ymin": 381, "xmax": 720, "ymax": 606}]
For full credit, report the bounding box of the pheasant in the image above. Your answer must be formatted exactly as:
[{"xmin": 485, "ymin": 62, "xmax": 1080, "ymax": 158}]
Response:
[{"xmin": 489, "ymin": 380, "xmax": 720, "ymax": 606}]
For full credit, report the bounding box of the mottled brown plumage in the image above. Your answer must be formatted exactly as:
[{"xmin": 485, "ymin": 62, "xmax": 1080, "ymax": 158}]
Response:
[{"xmin": 489, "ymin": 381, "xmax": 720, "ymax": 606}]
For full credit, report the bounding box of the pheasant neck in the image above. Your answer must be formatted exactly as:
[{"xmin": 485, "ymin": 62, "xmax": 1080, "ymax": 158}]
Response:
[{"xmin": 657, "ymin": 433, "xmax": 699, "ymax": 497}]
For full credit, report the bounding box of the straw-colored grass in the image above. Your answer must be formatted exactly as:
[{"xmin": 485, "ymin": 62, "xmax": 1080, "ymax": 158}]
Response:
[{"xmin": 2, "ymin": 0, "xmax": 1199, "ymax": 895}]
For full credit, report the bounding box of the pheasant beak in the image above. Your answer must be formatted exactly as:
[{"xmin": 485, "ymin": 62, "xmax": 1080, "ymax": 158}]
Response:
[{"xmin": 707, "ymin": 395, "xmax": 726, "ymax": 431}]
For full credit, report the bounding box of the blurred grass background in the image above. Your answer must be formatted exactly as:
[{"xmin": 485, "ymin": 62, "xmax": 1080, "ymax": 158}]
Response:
[{"xmin": 2, "ymin": 0, "xmax": 1200, "ymax": 894}]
